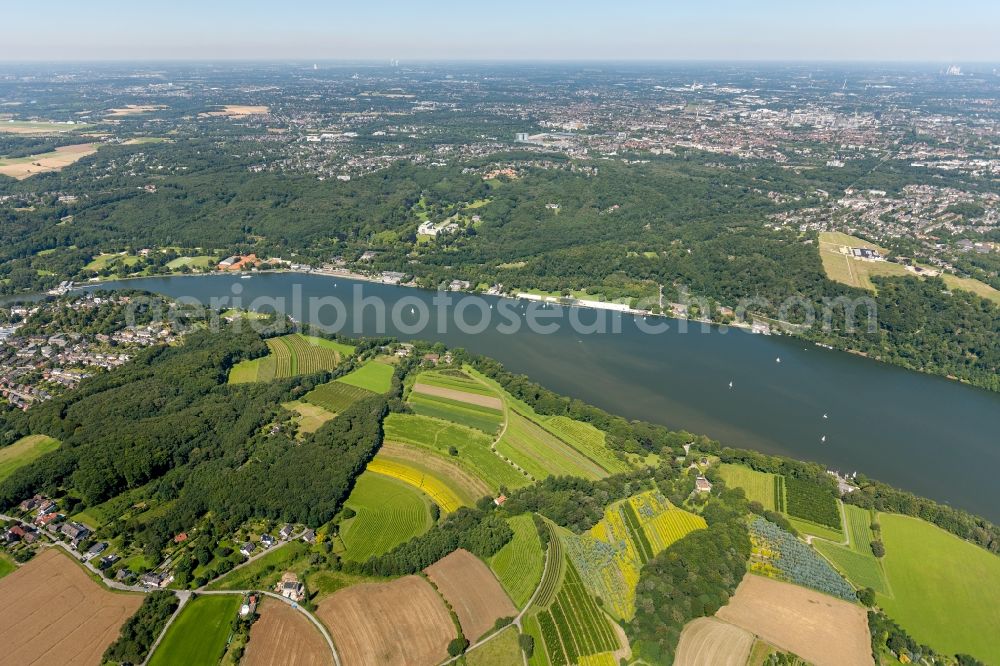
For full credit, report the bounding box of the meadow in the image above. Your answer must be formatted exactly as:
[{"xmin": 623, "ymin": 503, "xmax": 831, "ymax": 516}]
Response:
[
  {"xmin": 148, "ymin": 595, "xmax": 240, "ymax": 666},
  {"xmin": 876, "ymin": 513, "xmax": 1000, "ymax": 664},
  {"xmin": 282, "ymin": 400, "xmax": 334, "ymax": 435},
  {"xmin": 337, "ymin": 360, "xmax": 394, "ymax": 393},
  {"xmin": 488, "ymin": 514, "xmax": 545, "ymax": 608},
  {"xmin": 0, "ymin": 552, "xmax": 14, "ymax": 580},
  {"xmin": 466, "ymin": 626, "xmax": 523, "ymax": 666},
  {"xmin": 340, "ymin": 472, "xmax": 432, "ymax": 562},
  {"xmin": 0, "ymin": 434, "xmax": 59, "ymax": 483}
]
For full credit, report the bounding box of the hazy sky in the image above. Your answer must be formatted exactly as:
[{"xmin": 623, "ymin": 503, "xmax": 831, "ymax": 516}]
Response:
[{"xmin": 2, "ymin": 0, "xmax": 998, "ymax": 62}]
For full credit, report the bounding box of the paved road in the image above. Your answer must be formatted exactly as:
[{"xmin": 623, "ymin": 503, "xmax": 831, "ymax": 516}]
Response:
[{"xmin": 138, "ymin": 590, "xmax": 191, "ymax": 666}]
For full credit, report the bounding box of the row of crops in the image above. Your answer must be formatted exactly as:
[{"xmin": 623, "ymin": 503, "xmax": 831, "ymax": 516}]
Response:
[
  {"xmin": 540, "ymin": 416, "xmax": 630, "ymax": 474},
  {"xmin": 748, "ymin": 517, "xmax": 856, "ymax": 601},
  {"xmin": 784, "ymin": 475, "xmax": 841, "ymax": 529},
  {"xmin": 304, "ymin": 380, "xmax": 374, "ymax": 413},
  {"xmin": 535, "ymin": 560, "xmax": 619, "ymax": 666}
]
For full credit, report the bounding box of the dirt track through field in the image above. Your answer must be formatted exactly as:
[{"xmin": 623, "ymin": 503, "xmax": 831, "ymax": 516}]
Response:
[
  {"xmin": 412, "ymin": 383, "xmax": 503, "ymax": 410},
  {"xmin": 243, "ymin": 598, "xmax": 333, "ymax": 666},
  {"xmin": 317, "ymin": 576, "xmax": 454, "ymax": 666},
  {"xmin": 0, "ymin": 548, "xmax": 142, "ymax": 665},
  {"xmin": 425, "ymin": 548, "xmax": 517, "ymax": 641},
  {"xmin": 716, "ymin": 574, "xmax": 873, "ymax": 666}
]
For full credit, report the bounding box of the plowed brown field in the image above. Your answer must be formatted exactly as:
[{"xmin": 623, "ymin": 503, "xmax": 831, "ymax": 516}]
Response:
[
  {"xmin": 425, "ymin": 548, "xmax": 517, "ymax": 641},
  {"xmin": 317, "ymin": 576, "xmax": 454, "ymax": 666},
  {"xmin": 0, "ymin": 548, "xmax": 142, "ymax": 665},
  {"xmin": 243, "ymin": 598, "xmax": 333, "ymax": 666}
]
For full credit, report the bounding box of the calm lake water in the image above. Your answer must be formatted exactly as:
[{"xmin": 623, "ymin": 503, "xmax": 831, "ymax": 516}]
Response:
[{"xmin": 83, "ymin": 272, "xmax": 1000, "ymax": 521}]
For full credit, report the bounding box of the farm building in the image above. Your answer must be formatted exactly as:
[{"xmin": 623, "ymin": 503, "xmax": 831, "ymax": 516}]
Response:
[{"xmin": 277, "ymin": 572, "xmax": 305, "ymax": 602}]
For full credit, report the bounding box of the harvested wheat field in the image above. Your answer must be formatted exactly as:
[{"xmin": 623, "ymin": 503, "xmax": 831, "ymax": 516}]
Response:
[
  {"xmin": 106, "ymin": 104, "xmax": 167, "ymax": 117},
  {"xmin": 716, "ymin": 574, "xmax": 873, "ymax": 666},
  {"xmin": 317, "ymin": 576, "xmax": 455, "ymax": 666},
  {"xmin": 0, "ymin": 143, "xmax": 97, "ymax": 179},
  {"xmin": 202, "ymin": 105, "xmax": 269, "ymax": 118},
  {"xmin": 424, "ymin": 548, "xmax": 517, "ymax": 641},
  {"xmin": 0, "ymin": 548, "xmax": 142, "ymax": 665},
  {"xmin": 412, "ymin": 382, "xmax": 503, "ymax": 409},
  {"xmin": 243, "ymin": 599, "xmax": 333, "ymax": 666},
  {"xmin": 675, "ymin": 616, "xmax": 755, "ymax": 666}
]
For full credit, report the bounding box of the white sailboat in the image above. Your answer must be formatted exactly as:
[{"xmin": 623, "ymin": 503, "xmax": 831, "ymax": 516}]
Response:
[
  {"xmin": 820, "ymin": 435, "xmax": 827, "ymax": 443},
  {"xmin": 775, "ymin": 357, "xmax": 781, "ymax": 363},
  {"xmin": 728, "ymin": 381, "xmax": 733, "ymax": 389}
]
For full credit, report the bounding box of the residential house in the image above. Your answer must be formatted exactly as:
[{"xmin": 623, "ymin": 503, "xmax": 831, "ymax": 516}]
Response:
[
  {"xmin": 85, "ymin": 542, "xmax": 108, "ymax": 560},
  {"xmin": 139, "ymin": 572, "xmax": 172, "ymax": 588},
  {"xmin": 279, "ymin": 524, "xmax": 294, "ymax": 540},
  {"xmin": 61, "ymin": 522, "xmax": 90, "ymax": 544},
  {"xmin": 695, "ymin": 476, "xmax": 713, "ymax": 493},
  {"xmin": 240, "ymin": 542, "xmax": 256, "ymax": 558},
  {"xmin": 301, "ymin": 529, "xmax": 316, "ymax": 543},
  {"xmin": 260, "ymin": 534, "xmax": 276, "ymax": 548},
  {"xmin": 276, "ymin": 572, "xmax": 305, "ymax": 602}
]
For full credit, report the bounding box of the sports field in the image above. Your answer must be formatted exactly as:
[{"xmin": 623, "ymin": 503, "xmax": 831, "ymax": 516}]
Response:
[
  {"xmin": 149, "ymin": 594, "xmax": 241, "ymax": 666},
  {"xmin": 0, "ymin": 434, "xmax": 59, "ymax": 483},
  {"xmin": 337, "ymin": 361, "xmax": 394, "ymax": 392},
  {"xmin": 488, "ymin": 514, "xmax": 545, "ymax": 608},
  {"xmin": 717, "ymin": 463, "xmax": 784, "ymax": 511},
  {"xmin": 383, "ymin": 413, "xmax": 528, "ymax": 490},
  {"xmin": 341, "ymin": 471, "xmax": 432, "ymax": 562},
  {"xmin": 876, "ymin": 513, "xmax": 1000, "ymax": 664}
]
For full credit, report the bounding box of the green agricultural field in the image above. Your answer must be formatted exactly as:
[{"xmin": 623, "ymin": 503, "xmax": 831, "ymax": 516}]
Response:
[
  {"xmin": 0, "ymin": 552, "xmax": 15, "ymax": 579},
  {"xmin": 414, "ymin": 369, "xmax": 499, "ymax": 396},
  {"xmin": 539, "ymin": 416, "xmax": 629, "ymax": 474},
  {"xmin": 717, "ymin": 463, "xmax": 784, "ymax": 511},
  {"xmin": 227, "ymin": 333, "xmax": 348, "ymax": 383},
  {"xmin": 148, "ymin": 595, "xmax": 240, "ymax": 666},
  {"xmin": 337, "ymin": 360, "xmax": 394, "ymax": 392},
  {"xmin": 787, "ymin": 516, "xmax": 844, "ymax": 542},
  {"xmin": 488, "ymin": 514, "xmax": 545, "ymax": 608},
  {"xmin": 534, "ymin": 558, "xmax": 619, "ymax": 664},
  {"xmin": 784, "ymin": 476, "xmax": 841, "ymax": 530},
  {"xmin": 383, "ymin": 413, "xmax": 528, "ymax": 490},
  {"xmin": 304, "ymin": 379, "xmax": 374, "ymax": 412},
  {"xmin": 523, "ymin": 614, "xmax": 550, "ymax": 666},
  {"xmin": 340, "ymin": 472, "xmax": 432, "ymax": 562},
  {"xmin": 0, "ymin": 435, "xmax": 59, "ymax": 483},
  {"xmin": 497, "ymin": 411, "xmax": 606, "ymax": 481},
  {"xmin": 876, "ymin": 513, "xmax": 1000, "ymax": 665},
  {"xmin": 466, "ymin": 626, "xmax": 523, "ymax": 666},
  {"xmin": 408, "ymin": 391, "xmax": 504, "ymax": 433},
  {"xmin": 814, "ymin": 541, "xmax": 888, "ymax": 594},
  {"xmin": 205, "ymin": 541, "xmax": 310, "ymax": 591}
]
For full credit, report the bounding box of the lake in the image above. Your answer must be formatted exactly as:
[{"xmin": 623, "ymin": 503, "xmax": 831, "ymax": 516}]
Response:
[{"xmin": 81, "ymin": 272, "xmax": 1000, "ymax": 521}]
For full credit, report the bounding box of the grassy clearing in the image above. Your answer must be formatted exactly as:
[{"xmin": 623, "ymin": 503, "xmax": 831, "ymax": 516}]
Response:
[
  {"xmin": 383, "ymin": 413, "xmax": 528, "ymax": 490},
  {"xmin": 341, "ymin": 472, "xmax": 432, "ymax": 562},
  {"xmin": 876, "ymin": 513, "xmax": 1000, "ymax": 664},
  {"xmin": 488, "ymin": 514, "xmax": 545, "ymax": 609},
  {"xmin": 940, "ymin": 272, "xmax": 1000, "ymax": 305},
  {"xmin": 0, "ymin": 434, "xmax": 59, "ymax": 483},
  {"xmin": 337, "ymin": 361, "xmax": 394, "ymax": 393},
  {"xmin": 282, "ymin": 400, "xmax": 334, "ymax": 435},
  {"xmin": 466, "ymin": 626, "xmax": 523, "ymax": 666},
  {"xmin": 304, "ymin": 380, "xmax": 373, "ymax": 412},
  {"xmin": 165, "ymin": 255, "xmax": 215, "ymax": 270},
  {"xmin": 148, "ymin": 594, "xmax": 240, "ymax": 666},
  {"xmin": 718, "ymin": 463, "xmax": 783, "ymax": 511}
]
